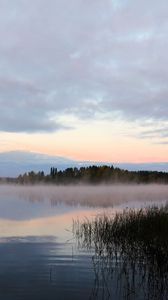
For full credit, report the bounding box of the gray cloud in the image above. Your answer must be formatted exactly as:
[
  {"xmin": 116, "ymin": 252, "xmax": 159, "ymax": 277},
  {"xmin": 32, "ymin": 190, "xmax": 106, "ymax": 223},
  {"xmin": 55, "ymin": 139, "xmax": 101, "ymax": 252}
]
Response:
[
  {"xmin": 135, "ymin": 123, "xmax": 168, "ymax": 143},
  {"xmin": 0, "ymin": 0, "xmax": 168, "ymax": 133}
]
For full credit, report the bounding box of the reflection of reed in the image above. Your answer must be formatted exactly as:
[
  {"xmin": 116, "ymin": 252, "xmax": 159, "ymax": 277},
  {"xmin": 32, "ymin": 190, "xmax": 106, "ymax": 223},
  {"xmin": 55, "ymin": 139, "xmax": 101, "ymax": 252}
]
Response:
[
  {"xmin": 89, "ymin": 255, "xmax": 111, "ymax": 300},
  {"xmin": 73, "ymin": 205, "xmax": 168, "ymax": 300}
]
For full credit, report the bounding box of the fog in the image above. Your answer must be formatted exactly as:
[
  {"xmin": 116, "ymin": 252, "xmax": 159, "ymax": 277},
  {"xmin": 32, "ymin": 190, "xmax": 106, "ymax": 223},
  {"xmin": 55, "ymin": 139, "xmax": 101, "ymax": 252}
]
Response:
[{"xmin": 0, "ymin": 184, "xmax": 168, "ymax": 208}]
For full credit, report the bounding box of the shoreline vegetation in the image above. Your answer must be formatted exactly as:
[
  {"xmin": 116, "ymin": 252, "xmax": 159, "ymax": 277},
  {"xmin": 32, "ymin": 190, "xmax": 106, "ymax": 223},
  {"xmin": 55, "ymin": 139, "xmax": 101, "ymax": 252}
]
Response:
[
  {"xmin": 73, "ymin": 205, "xmax": 168, "ymax": 299},
  {"xmin": 0, "ymin": 165, "xmax": 168, "ymax": 184}
]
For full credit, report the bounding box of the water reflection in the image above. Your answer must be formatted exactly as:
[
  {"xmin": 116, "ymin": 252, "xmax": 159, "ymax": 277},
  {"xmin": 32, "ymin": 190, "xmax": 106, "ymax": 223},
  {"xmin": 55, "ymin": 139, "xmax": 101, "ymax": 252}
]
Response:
[
  {"xmin": 74, "ymin": 208, "xmax": 168, "ymax": 300},
  {"xmin": 1, "ymin": 184, "xmax": 168, "ymax": 208},
  {"xmin": 0, "ymin": 237, "xmax": 95, "ymax": 300},
  {"xmin": 0, "ymin": 185, "xmax": 167, "ymax": 299}
]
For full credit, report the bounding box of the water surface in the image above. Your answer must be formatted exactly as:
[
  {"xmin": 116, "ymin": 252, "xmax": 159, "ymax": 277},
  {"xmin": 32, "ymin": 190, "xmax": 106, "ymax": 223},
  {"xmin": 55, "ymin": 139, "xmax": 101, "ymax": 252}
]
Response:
[{"xmin": 0, "ymin": 184, "xmax": 167, "ymax": 299}]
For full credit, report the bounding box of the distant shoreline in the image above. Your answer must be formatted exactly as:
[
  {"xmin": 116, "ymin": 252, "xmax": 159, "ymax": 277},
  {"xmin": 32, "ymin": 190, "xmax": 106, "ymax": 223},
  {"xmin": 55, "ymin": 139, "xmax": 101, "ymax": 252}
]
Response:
[{"xmin": 0, "ymin": 165, "xmax": 168, "ymax": 185}]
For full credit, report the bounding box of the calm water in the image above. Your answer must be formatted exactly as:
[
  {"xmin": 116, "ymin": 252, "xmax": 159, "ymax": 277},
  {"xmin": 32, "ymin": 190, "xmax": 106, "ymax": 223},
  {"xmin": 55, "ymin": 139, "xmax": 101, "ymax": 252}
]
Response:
[{"xmin": 0, "ymin": 184, "xmax": 168, "ymax": 300}]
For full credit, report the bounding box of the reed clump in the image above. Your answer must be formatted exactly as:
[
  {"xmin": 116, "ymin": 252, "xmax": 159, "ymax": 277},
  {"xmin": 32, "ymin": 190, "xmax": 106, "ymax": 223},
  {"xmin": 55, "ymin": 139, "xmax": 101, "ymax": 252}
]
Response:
[
  {"xmin": 74, "ymin": 205, "xmax": 168, "ymax": 252},
  {"xmin": 73, "ymin": 204, "xmax": 168, "ymax": 299}
]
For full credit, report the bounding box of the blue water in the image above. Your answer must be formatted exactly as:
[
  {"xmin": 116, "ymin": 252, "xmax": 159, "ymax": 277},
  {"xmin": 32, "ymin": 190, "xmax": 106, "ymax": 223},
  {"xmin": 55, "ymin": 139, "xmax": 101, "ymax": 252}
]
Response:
[{"xmin": 0, "ymin": 184, "xmax": 167, "ymax": 299}]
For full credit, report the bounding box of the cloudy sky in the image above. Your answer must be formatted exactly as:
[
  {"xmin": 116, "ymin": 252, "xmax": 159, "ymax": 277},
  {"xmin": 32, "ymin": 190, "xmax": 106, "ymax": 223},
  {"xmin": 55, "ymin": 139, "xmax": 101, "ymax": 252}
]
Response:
[{"xmin": 0, "ymin": 0, "xmax": 168, "ymax": 163}]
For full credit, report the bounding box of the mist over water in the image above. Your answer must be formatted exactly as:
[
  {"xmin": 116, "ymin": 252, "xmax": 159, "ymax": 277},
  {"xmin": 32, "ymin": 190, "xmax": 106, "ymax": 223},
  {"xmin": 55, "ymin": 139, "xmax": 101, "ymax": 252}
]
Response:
[
  {"xmin": 0, "ymin": 184, "xmax": 168, "ymax": 299},
  {"xmin": 0, "ymin": 184, "xmax": 167, "ymax": 239},
  {"xmin": 0, "ymin": 184, "xmax": 168, "ymax": 208}
]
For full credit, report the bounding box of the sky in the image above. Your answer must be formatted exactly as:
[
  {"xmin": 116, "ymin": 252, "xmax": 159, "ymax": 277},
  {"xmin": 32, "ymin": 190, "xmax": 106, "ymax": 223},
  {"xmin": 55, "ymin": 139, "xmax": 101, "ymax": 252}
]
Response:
[{"xmin": 0, "ymin": 0, "xmax": 168, "ymax": 163}]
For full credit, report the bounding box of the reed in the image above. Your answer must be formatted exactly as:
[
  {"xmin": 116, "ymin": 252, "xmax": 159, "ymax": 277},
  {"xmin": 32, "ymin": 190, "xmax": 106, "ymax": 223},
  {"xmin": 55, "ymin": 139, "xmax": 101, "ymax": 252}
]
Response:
[{"xmin": 73, "ymin": 205, "xmax": 168, "ymax": 299}]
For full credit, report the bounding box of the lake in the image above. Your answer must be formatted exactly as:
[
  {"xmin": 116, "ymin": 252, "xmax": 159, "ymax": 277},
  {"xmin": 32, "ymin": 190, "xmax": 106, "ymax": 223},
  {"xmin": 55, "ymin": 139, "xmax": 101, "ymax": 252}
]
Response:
[{"xmin": 0, "ymin": 184, "xmax": 168, "ymax": 300}]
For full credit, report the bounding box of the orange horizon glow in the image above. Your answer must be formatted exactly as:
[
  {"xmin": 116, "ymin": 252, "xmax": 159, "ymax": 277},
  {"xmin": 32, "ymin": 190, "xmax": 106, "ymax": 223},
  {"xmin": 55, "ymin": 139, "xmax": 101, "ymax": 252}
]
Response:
[{"xmin": 0, "ymin": 118, "xmax": 167, "ymax": 164}]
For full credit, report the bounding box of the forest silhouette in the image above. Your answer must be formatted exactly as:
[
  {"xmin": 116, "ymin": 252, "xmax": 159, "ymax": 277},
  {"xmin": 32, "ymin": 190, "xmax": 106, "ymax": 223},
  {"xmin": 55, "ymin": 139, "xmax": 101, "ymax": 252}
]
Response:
[{"xmin": 2, "ymin": 165, "xmax": 167, "ymax": 184}]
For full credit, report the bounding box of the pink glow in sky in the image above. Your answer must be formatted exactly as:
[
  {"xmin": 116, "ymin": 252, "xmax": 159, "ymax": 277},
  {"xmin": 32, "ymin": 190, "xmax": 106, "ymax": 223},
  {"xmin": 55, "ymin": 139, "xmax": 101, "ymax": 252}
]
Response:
[{"xmin": 0, "ymin": 0, "xmax": 167, "ymax": 165}]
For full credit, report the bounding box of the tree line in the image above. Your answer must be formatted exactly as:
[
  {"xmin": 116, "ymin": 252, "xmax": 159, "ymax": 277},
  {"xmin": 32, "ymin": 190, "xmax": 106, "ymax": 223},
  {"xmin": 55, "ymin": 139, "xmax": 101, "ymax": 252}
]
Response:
[{"xmin": 12, "ymin": 165, "xmax": 168, "ymax": 184}]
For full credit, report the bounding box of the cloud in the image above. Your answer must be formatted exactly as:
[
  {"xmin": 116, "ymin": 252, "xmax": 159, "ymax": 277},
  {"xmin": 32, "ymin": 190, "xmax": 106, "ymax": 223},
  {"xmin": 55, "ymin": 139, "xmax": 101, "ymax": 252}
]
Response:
[
  {"xmin": 135, "ymin": 122, "xmax": 168, "ymax": 143},
  {"xmin": 0, "ymin": 0, "xmax": 168, "ymax": 133},
  {"xmin": 158, "ymin": 142, "xmax": 168, "ymax": 145}
]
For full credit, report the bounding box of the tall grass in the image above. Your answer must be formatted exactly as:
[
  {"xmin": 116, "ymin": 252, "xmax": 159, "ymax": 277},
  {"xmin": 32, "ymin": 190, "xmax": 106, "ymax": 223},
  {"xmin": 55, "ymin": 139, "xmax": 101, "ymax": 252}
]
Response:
[{"xmin": 73, "ymin": 205, "xmax": 168, "ymax": 299}]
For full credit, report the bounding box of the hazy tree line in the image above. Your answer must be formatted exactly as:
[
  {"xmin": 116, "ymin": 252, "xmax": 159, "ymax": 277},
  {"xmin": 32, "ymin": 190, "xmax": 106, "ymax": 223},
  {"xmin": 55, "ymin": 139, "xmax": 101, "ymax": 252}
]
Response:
[{"xmin": 6, "ymin": 165, "xmax": 168, "ymax": 184}]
